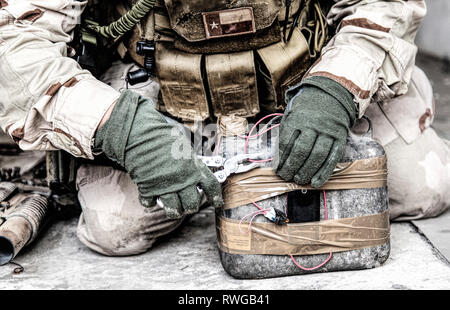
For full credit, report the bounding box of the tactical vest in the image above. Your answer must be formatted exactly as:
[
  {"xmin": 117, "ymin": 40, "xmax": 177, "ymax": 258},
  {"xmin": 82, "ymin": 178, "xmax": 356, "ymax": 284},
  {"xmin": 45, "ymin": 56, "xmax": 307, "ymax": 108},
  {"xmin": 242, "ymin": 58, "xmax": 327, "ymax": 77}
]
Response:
[{"xmin": 120, "ymin": 0, "xmax": 332, "ymax": 121}]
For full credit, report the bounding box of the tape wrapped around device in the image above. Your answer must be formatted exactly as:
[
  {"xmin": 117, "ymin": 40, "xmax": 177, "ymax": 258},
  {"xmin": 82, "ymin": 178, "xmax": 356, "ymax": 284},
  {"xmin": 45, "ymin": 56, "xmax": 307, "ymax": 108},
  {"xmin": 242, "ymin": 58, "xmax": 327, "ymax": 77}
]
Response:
[
  {"xmin": 216, "ymin": 210, "xmax": 390, "ymax": 256},
  {"xmin": 223, "ymin": 156, "xmax": 387, "ymax": 210}
]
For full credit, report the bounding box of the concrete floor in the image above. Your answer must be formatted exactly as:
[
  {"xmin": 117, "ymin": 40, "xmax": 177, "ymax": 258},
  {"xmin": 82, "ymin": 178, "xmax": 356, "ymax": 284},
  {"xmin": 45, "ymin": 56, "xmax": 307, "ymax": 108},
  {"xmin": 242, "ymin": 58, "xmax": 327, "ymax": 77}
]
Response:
[
  {"xmin": 0, "ymin": 53, "xmax": 449, "ymax": 290},
  {"xmin": 0, "ymin": 207, "xmax": 449, "ymax": 290}
]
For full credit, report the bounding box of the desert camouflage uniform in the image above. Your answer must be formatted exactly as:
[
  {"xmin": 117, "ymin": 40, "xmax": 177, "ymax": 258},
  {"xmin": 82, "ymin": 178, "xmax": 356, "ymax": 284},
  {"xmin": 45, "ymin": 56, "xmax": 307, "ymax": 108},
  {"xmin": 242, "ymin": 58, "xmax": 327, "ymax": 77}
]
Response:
[{"xmin": 0, "ymin": 0, "xmax": 449, "ymax": 256}]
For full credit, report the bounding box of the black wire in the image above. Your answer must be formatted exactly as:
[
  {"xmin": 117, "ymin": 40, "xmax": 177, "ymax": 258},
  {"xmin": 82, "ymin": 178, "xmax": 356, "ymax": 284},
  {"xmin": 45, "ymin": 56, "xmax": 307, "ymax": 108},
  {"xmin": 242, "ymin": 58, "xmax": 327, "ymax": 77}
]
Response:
[
  {"xmin": 287, "ymin": 5, "xmax": 303, "ymax": 42},
  {"xmin": 9, "ymin": 261, "xmax": 24, "ymax": 274},
  {"xmin": 283, "ymin": 0, "xmax": 292, "ymax": 43}
]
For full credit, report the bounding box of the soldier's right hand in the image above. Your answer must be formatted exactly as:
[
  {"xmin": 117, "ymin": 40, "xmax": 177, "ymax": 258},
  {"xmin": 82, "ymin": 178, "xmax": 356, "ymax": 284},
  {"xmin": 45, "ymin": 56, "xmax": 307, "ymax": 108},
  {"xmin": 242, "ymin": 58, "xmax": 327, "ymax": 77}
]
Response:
[{"xmin": 94, "ymin": 90, "xmax": 222, "ymax": 219}]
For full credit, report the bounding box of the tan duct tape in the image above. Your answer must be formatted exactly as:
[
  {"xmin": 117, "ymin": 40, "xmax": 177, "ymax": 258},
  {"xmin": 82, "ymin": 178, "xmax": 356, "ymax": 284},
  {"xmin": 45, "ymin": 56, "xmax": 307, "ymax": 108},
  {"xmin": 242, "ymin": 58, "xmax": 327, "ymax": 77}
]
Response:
[
  {"xmin": 223, "ymin": 156, "xmax": 387, "ymax": 209},
  {"xmin": 216, "ymin": 210, "xmax": 390, "ymax": 255}
]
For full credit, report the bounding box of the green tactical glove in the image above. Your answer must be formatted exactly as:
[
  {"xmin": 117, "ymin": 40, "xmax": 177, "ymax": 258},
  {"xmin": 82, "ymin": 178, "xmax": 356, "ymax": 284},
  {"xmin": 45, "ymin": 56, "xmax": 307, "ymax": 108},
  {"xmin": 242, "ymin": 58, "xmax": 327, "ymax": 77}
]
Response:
[
  {"xmin": 94, "ymin": 90, "xmax": 222, "ymax": 219},
  {"xmin": 275, "ymin": 76, "xmax": 356, "ymax": 188}
]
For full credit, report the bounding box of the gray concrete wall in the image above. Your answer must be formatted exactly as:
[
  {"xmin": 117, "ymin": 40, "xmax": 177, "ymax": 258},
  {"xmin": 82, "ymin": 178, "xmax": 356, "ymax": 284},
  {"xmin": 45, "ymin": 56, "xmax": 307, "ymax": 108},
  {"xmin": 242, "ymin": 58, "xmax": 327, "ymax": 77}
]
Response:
[{"xmin": 416, "ymin": 0, "xmax": 450, "ymax": 59}]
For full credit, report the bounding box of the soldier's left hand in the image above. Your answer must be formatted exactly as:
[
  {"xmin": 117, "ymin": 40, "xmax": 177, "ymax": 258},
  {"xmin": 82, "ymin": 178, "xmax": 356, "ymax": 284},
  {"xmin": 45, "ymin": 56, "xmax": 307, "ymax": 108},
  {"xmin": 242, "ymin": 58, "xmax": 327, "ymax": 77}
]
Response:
[{"xmin": 275, "ymin": 76, "xmax": 356, "ymax": 188}]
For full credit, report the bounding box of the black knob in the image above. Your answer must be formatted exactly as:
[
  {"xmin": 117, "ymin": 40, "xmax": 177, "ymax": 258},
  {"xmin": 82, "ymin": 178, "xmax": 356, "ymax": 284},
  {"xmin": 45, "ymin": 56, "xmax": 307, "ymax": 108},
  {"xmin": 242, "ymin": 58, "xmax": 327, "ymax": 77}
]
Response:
[
  {"xmin": 136, "ymin": 41, "xmax": 155, "ymax": 56},
  {"xmin": 127, "ymin": 68, "xmax": 150, "ymax": 86}
]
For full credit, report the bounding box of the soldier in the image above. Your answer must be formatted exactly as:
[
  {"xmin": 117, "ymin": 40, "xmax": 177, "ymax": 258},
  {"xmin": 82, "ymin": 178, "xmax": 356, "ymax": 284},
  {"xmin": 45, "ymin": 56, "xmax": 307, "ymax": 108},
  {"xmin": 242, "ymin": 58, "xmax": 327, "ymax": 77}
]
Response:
[{"xmin": 0, "ymin": 0, "xmax": 449, "ymax": 256}]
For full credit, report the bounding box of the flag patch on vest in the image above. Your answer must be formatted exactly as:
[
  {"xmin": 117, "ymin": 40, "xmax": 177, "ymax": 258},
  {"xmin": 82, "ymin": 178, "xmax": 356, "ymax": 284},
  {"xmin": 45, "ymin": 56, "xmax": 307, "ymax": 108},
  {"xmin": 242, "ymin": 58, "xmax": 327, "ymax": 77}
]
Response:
[{"xmin": 202, "ymin": 7, "xmax": 256, "ymax": 39}]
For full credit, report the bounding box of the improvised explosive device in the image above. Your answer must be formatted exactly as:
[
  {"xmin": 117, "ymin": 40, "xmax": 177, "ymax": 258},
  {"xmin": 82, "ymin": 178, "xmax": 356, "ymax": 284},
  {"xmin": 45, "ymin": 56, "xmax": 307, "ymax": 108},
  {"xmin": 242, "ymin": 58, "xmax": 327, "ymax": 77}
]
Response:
[{"xmin": 214, "ymin": 115, "xmax": 390, "ymax": 279}]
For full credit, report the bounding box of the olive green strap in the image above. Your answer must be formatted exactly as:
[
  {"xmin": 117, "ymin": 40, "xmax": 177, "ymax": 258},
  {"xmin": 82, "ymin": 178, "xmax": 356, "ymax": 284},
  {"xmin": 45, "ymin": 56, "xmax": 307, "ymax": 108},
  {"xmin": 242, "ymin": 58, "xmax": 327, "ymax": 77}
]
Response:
[
  {"xmin": 87, "ymin": 0, "xmax": 156, "ymax": 39},
  {"xmin": 81, "ymin": 19, "xmax": 99, "ymax": 45}
]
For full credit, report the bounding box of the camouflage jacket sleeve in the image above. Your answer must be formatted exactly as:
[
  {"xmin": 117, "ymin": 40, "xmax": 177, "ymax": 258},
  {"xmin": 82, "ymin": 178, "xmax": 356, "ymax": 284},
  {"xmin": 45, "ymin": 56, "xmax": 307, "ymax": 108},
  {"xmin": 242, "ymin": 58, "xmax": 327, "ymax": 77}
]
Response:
[
  {"xmin": 304, "ymin": 0, "xmax": 427, "ymax": 117},
  {"xmin": 0, "ymin": 0, "xmax": 120, "ymax": 159}
]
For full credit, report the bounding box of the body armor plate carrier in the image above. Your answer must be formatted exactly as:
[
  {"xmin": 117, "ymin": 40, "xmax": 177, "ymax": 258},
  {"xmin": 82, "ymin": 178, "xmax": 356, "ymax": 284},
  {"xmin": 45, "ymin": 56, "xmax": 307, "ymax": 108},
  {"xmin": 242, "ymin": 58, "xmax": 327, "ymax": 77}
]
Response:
[{"xmin": 123, "ymin": 0, "xmax": 331, "ymax": 121}]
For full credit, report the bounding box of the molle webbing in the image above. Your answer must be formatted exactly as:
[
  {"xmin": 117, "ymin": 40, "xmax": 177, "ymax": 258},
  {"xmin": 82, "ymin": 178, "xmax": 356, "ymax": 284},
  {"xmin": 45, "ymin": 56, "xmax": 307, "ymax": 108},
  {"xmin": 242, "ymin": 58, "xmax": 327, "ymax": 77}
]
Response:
[
  {"xmin": 206, "ymin": 52, "xmax": 260, "ymax": 118},
  {"xmin": 223, "ymin": 156, "xmax": 388, "ymax": 210},
  {"xmin": 119, "ymin": 0, "xmax": 331, "ymax": 121},
  {"xmin": 119, "ymin": 0, "xmax": 329, "ymax": 56},
  {"xmin": 155, "ymin": 28, "xmax": 310, "ymax": 121},
  {"xmin": 257, "ymin": 27, "xmax": 310, "ymax": 110},
  {"xmin": 155, "ymin": 43, "xmax": 263, "ymax": 121},
  {"xmin": 156, "ymin": 43, "xmax": 210, "ymax": 120},
  {"xmin": 216, "ymin": 210, "xmax": 390, "ymax": 256}
]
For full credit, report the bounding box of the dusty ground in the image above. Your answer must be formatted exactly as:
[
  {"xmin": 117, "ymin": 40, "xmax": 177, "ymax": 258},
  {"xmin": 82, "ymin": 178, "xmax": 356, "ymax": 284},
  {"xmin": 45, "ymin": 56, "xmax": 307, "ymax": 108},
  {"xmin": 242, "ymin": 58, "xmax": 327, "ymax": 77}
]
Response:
[
  {"xmin": 0, "ymin": 209, "xmax": 449, "ymax": 290},
  {"xmin": 0, "ymin": 53, "xmax": 449, "ymax": 290}
]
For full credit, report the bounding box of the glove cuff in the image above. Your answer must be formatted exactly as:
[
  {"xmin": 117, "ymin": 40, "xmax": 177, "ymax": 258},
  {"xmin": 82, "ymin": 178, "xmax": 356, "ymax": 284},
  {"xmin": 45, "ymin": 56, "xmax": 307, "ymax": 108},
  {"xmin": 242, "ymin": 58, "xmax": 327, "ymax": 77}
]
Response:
[
  {"xmin": 93, "ymin": 90, "xmax": 140, "ymax": 165},
  {"xmin": 301, "ymin": 76, "xmax": 357, "ymax": 126}
]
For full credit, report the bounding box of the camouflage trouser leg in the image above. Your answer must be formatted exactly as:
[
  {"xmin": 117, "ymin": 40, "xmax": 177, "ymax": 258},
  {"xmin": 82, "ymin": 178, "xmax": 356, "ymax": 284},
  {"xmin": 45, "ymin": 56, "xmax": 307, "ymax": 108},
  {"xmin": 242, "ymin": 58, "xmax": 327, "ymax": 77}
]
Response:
[
  {"xmin": 76, "ymin": 165, "xmax": 185, "ymax": 256},
  {"xmin": 363, "ymin": 66, "xmax": 450, "ymax": 221},
  {"xmin": 384, "ymin": 128, "xmax": 450, "ymax": 220}
]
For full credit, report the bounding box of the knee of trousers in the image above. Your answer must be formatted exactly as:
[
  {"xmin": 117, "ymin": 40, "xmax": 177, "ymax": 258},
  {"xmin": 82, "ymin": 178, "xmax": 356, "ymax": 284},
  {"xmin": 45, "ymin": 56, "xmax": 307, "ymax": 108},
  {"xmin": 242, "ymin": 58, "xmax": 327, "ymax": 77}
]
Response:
[
  {"xmin": 75, "ymin": 164, "xmax": 184, "ymax": 256},
  {"xmin": 384, "ymin": 128, "xmax": 450, "ymax": 221}
]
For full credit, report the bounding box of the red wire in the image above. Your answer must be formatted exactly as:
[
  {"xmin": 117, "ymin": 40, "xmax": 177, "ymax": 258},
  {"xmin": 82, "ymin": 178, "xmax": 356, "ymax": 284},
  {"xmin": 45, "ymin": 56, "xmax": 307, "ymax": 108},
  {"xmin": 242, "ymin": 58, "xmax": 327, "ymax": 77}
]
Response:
[
  {"xmin": 251, "ymin": 200, "xmax": 265, "ymax": 211},
  {"xmin": 239, "ymin": 208, "xmax": 270, "ymax": 235},
  {"xmin": 238, "ymin": 124, "xmax": 280, "ymax": 140},
  {"xmin": 290, "ymin": 190, "xmax": 333, "ymax": 271},
  {"xmin": 243, "ymin": 113, "xmax": 283, "ymax": 163}
]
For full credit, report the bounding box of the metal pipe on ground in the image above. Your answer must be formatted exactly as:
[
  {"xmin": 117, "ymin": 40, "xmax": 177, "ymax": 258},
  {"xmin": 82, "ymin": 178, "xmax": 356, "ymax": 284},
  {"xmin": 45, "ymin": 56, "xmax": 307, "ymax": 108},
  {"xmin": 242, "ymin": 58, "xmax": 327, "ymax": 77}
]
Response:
[
  {"xmin": 0, "ymin": 182, "xmax": 17, "ymax": 203},
  {"xmin": 0, "ymin": 194, "xmax": 50, "ymax": 265}
]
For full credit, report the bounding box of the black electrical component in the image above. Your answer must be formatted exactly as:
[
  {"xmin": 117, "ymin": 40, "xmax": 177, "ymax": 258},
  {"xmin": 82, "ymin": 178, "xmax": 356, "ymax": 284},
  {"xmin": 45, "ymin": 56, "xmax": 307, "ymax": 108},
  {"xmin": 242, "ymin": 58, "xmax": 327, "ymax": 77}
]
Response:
[
  {"xmin": 127, "ymin": 40, "xmax": 155, "ymax": 86},
  {"xmin": 272, "ymin": 207, "xmax": 289, "ymax": 225},
  {"xmin": 287, "ymin": 190, "xmax": 321, "ymax": 223}
]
